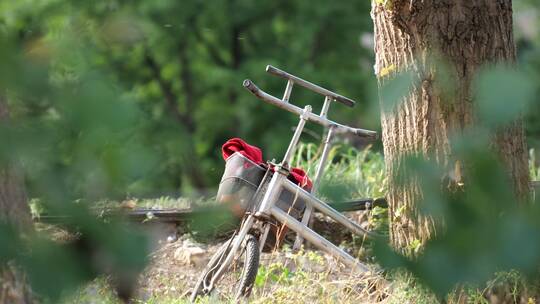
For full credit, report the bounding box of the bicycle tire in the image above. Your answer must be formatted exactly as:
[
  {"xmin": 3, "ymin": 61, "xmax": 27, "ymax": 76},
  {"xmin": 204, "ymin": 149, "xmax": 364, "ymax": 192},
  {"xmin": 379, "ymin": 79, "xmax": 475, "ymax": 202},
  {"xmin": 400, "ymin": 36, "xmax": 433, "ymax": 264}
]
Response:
[
  {"xmin": 190, "ymin": 233, "xmax": 260, "ymax": 302},
  {"xmin": 234, "ymin": 234, "xmax": 260, "ymax": 299}
]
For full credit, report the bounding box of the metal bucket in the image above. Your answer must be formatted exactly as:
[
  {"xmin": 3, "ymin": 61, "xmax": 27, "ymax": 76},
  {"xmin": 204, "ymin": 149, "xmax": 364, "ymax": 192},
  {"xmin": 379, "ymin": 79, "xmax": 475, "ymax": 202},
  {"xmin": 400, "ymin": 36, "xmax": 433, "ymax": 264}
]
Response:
[{"xmin": 216, "ymin": 152, "xmax": 306, "ymax": 219}]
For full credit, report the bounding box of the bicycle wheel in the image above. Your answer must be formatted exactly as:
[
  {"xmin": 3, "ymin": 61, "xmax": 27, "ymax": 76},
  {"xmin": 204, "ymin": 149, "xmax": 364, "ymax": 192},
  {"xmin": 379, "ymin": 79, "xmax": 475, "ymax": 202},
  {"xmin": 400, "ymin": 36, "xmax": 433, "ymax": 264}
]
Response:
[{"xmin": 190, "ymin": 233, "xmax": 260, "ymax": 302}]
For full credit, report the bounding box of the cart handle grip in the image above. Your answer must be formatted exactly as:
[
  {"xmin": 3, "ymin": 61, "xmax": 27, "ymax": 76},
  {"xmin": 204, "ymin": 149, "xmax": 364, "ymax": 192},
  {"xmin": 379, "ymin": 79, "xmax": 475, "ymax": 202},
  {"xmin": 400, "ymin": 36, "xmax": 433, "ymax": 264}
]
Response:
[
  {"xmin": 243, "ymin": 79, "xmax": 377, "ymax": 139},
  {"xmin": 265, "ymin": 65, "xmax": 356, "ymax": 107}
]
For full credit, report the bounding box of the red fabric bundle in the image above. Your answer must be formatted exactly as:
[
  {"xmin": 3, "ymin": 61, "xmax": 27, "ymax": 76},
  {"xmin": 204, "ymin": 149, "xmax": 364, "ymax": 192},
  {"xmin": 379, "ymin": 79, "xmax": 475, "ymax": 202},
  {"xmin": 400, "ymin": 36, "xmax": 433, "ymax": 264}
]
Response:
[
  {"xmin": 290, "ymin": 168, "xmax": 313, "ymax": 191},
  {"xmin": 222, "ymin": 137, "xmax": 263, "ymax": 164},
  {"xmin": 221, "ymin": 138, "xmax": 312, "ymax": 191}
]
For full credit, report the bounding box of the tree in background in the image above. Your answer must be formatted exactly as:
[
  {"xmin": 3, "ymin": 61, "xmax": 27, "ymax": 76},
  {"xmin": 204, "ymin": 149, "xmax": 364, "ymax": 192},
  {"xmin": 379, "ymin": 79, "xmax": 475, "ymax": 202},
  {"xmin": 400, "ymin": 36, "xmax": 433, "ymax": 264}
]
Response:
[
  {"xmin": 372, "ymin": 0, "xmax": 530, "ymax": 253},
  {"xmin": 0, "ymin": 96, "xmax": 33, "ymax": 304},
  {"xmin": 70, "ymin": 0, "xmax": 376, "ymax": 194},
  {"xmin": 0, "ymin": 0, "xmax": 379, "ymax": 197},
  {"xmin": 0, "ymin": 1, "xmax": 376, "ymax": 301}
]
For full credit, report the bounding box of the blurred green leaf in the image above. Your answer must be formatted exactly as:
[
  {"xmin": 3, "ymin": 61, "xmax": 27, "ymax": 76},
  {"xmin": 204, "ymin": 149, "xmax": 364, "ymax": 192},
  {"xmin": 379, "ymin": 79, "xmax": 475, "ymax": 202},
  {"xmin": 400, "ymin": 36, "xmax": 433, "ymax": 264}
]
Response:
[
  {"xmin": 475, "ymin": 66, "xmax": 535, "ymax": 127},
  {"xmin": 380, "ymin": 70, "xmax": 416, "ymax": 113},
  {"xmin": 374, "ymin": 124, "xmax": 540, "ymax": 298}
]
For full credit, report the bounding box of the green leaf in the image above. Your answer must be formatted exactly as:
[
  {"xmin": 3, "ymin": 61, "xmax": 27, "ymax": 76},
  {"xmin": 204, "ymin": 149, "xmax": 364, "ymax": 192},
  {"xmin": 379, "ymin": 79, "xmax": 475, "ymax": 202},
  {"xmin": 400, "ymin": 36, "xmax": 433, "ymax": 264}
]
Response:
[{"xmin": 475, "ymin": 66, "xmax": 535, "ymax": 127}]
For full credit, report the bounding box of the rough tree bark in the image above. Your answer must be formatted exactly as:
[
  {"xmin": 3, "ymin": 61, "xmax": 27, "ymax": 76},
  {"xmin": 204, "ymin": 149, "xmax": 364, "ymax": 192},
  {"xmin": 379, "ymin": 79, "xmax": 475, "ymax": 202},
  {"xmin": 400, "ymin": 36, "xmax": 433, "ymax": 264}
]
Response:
[
  {"xmin": 371, "ymin": 0, "xmax": 530, "ymax": 252},
  {"xmin": 0, "ymin": 95, "xmax": 34, "ymax": 303}
]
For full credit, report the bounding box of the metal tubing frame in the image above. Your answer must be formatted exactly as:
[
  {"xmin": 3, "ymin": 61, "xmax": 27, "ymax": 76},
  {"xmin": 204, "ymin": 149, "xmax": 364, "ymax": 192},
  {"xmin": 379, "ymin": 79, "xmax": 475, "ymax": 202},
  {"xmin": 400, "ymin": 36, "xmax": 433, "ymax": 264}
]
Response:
[
  {"xmin": 282, "ymin": 179, "xmax": 373, "ymax": 238},
  {"xmin": 320, "ymin": 96, "xmax": 332, "ymax": 118},
  {"xmin": 266, "ymin": 65, "xmax": 356, "ymax": 107},
  {"xmin": 223, "ymin": 171, "xmax": 372, "ymax": 275},
  {"xmin": 293, "ymin": 125, "xmax": 335, "ymax": 250},
  {"xmin": 258, "ymin": 105, "xmax": 311, "ymax": 215},
  {"xmin": 282, "ymin": 106, "xmax": 311, "ymax": 165},
  {"xmin": 310, "ymin": 126, "xmax": 335, "ymax": 194},
  {"xmin": 201, "ymin": 67, "xmax": 378, "ymax": 295},
  {"xmin": 243, "ymin": 79, "xmax": 378, "ymax": 139},
  {"xmin": 282, "ymin": 79, "xmax": 294, "ymax": 102},
  {"xmin": 259, "ymin": 223, "xmax": 271, "ymax": 253},
  {"xmin": 244, "ymin": 67, "xmax": 374, "ymax": 271},
  {"xmin": 271, "ymin": 206, "xmax": 369, "ymax": 272},
  {"xmin": 256, "ymin": 172, "xmax": 285, "ymax": 215}
]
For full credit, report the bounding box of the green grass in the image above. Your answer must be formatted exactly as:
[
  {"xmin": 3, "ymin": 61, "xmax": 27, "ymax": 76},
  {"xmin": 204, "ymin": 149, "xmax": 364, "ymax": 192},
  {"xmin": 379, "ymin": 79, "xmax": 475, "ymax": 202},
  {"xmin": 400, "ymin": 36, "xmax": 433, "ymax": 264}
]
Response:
[
  {"xmin": 61, "ymin": 271, "xmax": 540, "ymax": 304},
  {"xmin": 52, "ymin": 144, "xmax": 540, "ymax": 303},
  {"xmin": 292, "ymin": 142, "xmax": 387, "ymax": 201},
  {"xmin": 59, "ymin": 278, "xmax": 121, "ymax": 304}
]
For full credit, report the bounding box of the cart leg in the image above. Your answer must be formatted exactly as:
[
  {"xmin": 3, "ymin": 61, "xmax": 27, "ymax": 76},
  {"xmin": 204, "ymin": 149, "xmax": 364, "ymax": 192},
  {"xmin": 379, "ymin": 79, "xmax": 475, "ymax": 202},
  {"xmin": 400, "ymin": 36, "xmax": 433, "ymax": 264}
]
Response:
[
  {"xmin": 272, "ymin": 206, "xmax": 369, "ymax": 272},
  {"xmin": 259, "ymin": 222, "xmax": 271, "ymax": 253},
  {"xmin": 294, "ymin": 205, "xmax": 313, "ymax": 250},
  {"xmin": 293, "ymin": 126, "xmax": 334, "ymax": 250}
]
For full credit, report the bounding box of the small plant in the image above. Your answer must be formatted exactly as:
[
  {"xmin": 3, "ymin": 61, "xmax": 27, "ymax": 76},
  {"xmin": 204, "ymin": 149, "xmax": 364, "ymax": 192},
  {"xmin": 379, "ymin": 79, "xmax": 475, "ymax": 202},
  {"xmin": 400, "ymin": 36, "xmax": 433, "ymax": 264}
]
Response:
[
  {"xmin": 29, "ymin": 198, "xmax": 46, "ymax": 219},
  {"xmin": 369, "ymin": 206, "xmax": 389, "ymax": 236},
  {"xmin": 530, "ymin": 149, "xmax": 540, "ymax": 181},
  {"xmin": 255, "ymin": 262, "xmax": 295, "ymax": 287}
]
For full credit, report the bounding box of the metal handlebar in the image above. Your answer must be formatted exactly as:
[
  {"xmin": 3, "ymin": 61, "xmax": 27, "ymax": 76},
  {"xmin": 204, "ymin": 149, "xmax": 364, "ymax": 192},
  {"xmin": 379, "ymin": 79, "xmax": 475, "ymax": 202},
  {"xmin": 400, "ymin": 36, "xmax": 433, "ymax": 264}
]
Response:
[
  {"xmin": 266, "ymin": 65, "xmax": 356, "ymax": 107},
  {"xmin": 242, "ymin": 79, "xmax": 378, "ymax": 139}
]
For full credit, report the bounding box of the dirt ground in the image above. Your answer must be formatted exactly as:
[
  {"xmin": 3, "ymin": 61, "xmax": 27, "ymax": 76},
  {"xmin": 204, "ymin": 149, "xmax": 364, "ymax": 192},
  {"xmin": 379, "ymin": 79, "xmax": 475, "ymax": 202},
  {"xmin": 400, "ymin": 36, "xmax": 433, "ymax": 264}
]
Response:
[
  {"xmin": 36, "ymin": 205, "xmax": 391, "ymax": 303},
  {"xmin": 41, "ymin": 216, "xmax": 538, "ymax": 303},
  {"xmin": 135, "ymin": 219, "xmax": 389, "ymax": 303}
]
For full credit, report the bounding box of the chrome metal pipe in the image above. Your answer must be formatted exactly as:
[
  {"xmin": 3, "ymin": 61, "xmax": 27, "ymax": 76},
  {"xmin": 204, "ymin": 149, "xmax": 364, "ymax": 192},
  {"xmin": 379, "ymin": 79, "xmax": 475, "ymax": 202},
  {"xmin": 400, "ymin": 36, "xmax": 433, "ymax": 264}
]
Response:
[
  {"xmin": 266, "ymin": 65, "xmax": 356, "ymax": 107},
  {"xmin": 282, "ymin": 79, "xmax": 294, "ymax": 103},
  {"xmin": 320, "ymin": 96, "xmax": 332, "ymax": 118},
  {"xmin": 282, "ymin": 106, "xmax": 311, "ymax": 165},
  {"xmin": 282, "ymin": 179, "xmax": 374, "ymax": 238},
  {"xmin": 259, "ymin": 223, "xmax": 271, "ymax": 253},
  {"xmin": 256, "ymin": 173, "xmax": 285, "ymax": 215},
  {"xmin": 257, "ymin": 106, "xmax": 310, "ymax": 217},
  {"xmin": 293, "ymin": 126, "xmax": 335, "ymax": 250},
  {"xmin": 311, "ymin": 126, "xmax": 335, "ymax": 194},
  {"xmin": 271, "ymin": 206, "xmax": 369, "ymax": 272},
  {"xmin": 243, "ymin": 79, "xmax": 377, "ymax": 139}
]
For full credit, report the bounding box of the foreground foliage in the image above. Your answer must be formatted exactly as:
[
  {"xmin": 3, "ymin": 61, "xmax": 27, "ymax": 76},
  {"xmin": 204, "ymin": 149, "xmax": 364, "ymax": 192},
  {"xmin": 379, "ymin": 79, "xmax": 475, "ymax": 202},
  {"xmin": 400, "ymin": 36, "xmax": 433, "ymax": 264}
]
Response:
[{"xmin": 1, "ymin": 1, "xmax": 540, "ymax": 303}]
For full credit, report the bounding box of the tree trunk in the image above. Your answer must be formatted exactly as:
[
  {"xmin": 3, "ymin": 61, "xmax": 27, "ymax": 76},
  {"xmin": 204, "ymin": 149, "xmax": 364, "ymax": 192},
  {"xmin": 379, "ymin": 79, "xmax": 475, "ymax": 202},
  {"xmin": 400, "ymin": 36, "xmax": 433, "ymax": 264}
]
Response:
[
  {"xmin": 0, "ymin": 96, "xmax": 34, "ymax": 303},
  {"xmin": 371, "ymin": 0, "xmax": 530, "ymax": 253},
  {"xmin": 0, "ymin": 168, "xmax": 31, "ymax": 230}
]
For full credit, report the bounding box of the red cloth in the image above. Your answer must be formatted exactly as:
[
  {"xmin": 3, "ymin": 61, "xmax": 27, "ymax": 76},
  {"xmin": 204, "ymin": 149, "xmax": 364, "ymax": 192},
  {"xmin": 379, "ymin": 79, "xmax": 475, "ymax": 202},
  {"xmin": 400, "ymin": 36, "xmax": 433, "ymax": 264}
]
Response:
[
  {"xmin": 221, "ymin": 138, "xmax": 312, "ymax": 191},
  {"xmin": 290, "ymin": 168, "xmax": 313, "ymax": 191},
  {"xmin": 222, "ymin": 138, "xmax": 263, "ymax": 164}
]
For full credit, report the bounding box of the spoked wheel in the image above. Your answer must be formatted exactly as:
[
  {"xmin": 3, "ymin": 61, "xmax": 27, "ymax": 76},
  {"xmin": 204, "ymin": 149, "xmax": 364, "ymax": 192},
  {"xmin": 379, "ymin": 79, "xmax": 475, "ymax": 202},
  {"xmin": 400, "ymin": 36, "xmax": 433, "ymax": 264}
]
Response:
[{"xmin": 190, "ymin": 233, "xmax": 260, "ymax": 302}]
